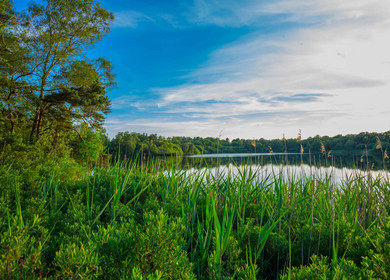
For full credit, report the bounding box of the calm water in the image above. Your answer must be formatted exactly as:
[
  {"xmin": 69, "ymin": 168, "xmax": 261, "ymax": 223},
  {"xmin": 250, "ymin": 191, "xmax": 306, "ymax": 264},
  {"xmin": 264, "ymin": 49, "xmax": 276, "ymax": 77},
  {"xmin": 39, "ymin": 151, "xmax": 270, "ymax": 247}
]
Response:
[
  {"xmin": 187, "ymin": 152, "xmax": 301, "ymax": 158},
  {"xmin": 180, "ymin": 163, "xmax": 390, "ymax": 186},
  {"xmin": 166, "ymin": 153, "xmax": 390, "ymax": 185},
  {"xmin": 182, "ymin": 152, "xmax": 388, "ymax": 170}
]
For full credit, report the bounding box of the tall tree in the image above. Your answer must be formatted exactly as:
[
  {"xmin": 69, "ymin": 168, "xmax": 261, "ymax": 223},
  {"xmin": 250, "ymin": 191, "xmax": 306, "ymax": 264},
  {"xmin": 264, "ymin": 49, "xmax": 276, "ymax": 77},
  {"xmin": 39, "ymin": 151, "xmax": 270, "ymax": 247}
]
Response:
[
  {"xmin": 28, "ymin": 0, "xmax": 114, "ymax": 141},
  {"xmin": 1, "ymin": 0, "xmax": 114, "ymax": 142}
]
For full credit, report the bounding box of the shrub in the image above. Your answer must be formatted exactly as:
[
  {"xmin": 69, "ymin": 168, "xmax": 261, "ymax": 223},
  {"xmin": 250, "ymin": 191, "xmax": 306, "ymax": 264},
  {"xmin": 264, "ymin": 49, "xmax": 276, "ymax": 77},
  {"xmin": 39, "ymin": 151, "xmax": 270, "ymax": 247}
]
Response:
[
  {"xmin": 94, "ymin": 222, "xmax": 136, "ymax": 279},
  {"xmin": 0, "ymin": 215, "xmax": 48, "ymax": 279},
  {"xmin": 130, "ymin": 210, "xmax": 195, "ymax": 280},
  {"xmin": 361, "ymin": 217, "xmax": 390, "ymax": 279},
  {"xmin": 54, "ymin": 242, "xmax": 101, "ymax": 279},
  {"xmin": 208, "ymin": 235, "xmax": 244, "ymax": 279},
  {"xmin": 279, "ymin": 255, "xmax": 375, "ymax": 280}
]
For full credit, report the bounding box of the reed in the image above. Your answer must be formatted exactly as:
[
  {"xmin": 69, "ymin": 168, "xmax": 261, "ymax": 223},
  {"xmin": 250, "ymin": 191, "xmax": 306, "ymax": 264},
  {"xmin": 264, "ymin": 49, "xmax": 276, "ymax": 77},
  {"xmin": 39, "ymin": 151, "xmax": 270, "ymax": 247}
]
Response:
[{"xmin": 1, "ymin": 155, "xmax": 389, "ymax": 279}]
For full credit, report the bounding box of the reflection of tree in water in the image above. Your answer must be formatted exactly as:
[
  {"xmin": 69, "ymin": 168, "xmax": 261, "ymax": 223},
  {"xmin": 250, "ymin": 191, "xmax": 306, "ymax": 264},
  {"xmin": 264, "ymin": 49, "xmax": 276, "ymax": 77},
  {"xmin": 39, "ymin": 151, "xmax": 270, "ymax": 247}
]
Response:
[{"xmin": 158, "ymin": 153, "xmax": 388, "ymax": 171}]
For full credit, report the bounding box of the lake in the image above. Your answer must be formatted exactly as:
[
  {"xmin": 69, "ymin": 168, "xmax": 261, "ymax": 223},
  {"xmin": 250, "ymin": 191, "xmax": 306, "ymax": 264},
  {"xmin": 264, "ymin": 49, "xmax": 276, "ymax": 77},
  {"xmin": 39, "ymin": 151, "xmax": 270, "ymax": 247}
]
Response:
[
  {"xmin": 164, "ymin": 152, "xmax": 390, "ymax": 185},
  {"xmin": 181, "ymin": 152, "xmax": 387, "ymax": 169}
]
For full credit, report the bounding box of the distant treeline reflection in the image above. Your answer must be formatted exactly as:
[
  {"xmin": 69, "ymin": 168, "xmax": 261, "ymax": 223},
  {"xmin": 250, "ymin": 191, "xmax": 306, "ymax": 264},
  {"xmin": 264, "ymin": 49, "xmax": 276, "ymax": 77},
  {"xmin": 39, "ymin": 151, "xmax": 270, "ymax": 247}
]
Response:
[
  {"xmin": 152, "ymin": 153, "xmax": 384, "ymax": 171},
  {"xmin": 106, "ymin": 131, "xmax": 390, "ymax": 170}
]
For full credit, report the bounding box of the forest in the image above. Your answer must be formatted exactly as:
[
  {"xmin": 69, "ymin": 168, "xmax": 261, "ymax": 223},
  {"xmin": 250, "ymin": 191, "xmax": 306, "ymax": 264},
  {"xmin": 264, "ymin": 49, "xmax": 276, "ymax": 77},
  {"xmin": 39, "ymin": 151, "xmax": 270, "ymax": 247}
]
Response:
[
  {"xmin": 1, "ymin": 1, "xmax": 390, "ymax": 279},
  {"xmin": 107, "ymin": 131, "xmax": 390, "ymax": 158}
]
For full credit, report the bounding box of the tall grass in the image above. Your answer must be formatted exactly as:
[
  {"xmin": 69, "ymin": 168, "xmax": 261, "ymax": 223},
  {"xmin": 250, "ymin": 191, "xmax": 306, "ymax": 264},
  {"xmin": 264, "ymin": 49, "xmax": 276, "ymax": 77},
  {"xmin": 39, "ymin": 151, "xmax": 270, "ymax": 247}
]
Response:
[
  {"xmin": 158, "ymin": 160, "xmax": 389, "ymax": 278},
  {"xmin": 1, "ymin": 157, "xmax": 389, "ymax": 279}
]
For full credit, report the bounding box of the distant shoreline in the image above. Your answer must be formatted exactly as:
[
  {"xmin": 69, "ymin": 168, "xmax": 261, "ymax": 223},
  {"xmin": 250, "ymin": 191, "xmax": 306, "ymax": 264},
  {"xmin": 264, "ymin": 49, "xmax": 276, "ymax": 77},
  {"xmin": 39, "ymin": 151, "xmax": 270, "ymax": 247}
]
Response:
[{"xmin": 187, "ymin": 152, "xmax": 302, "ymax": 158}]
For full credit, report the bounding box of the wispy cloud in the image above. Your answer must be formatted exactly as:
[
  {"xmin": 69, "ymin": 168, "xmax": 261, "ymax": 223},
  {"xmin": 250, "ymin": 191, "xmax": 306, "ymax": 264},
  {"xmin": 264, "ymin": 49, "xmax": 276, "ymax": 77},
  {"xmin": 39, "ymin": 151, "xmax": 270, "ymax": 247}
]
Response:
[
  {"xmin": 185, "ymin": 0, "xmax": 390, "ymax": 28},
  {"xmin": 111, "ymin": 95, "xmax": 157, "ymax": 110},
  {"xmin": 186, "ymin": 0, "xmax": 267, "ymax": 27},
  {"xmin": 113, "ymin": 10, "xmax": 154, "ymax": 28},
  {"xmin": 264, "ymin": 93, "xmax": 331, "ymax": 104}
]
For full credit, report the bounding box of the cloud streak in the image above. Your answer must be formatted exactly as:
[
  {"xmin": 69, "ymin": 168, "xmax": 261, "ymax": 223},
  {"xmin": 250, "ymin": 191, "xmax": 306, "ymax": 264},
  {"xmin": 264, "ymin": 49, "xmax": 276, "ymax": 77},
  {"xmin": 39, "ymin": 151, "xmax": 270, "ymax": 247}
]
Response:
[{"xmin": 113, "ymin": 10, "xmax": 154, "ymax": 28}]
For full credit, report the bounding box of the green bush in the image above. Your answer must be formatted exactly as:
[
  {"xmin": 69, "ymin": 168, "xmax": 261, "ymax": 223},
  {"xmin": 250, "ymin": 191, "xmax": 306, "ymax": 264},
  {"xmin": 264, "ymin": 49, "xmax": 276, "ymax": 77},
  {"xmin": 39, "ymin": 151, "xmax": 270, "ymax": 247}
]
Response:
[
  {"xmin": 92, "ymin": 209, "xmax": 195, "ymax": 279},
  {"xmin": 208, "ymin": 235, "xmax": 244, "ymax": 279},
  {"xmin": 0, "ymin": 215, "xmax": 48, "ymax": 279},
  {"xmin": 130, "ymin": 210, "xmax": 195, "ymax": 280},
  {"xmin": 93, "ymin": 222, "xmax": 136, "ymax": 279},
  {"xmin": 54, "ymin": 241, "xmax": 101, "ymax": 279},
  {"xmin": 131, "ymin": 266, "xmax": 163, "ymax": 279},
  {"xmin": 361, "ymin": 217, "xmax": 390, "ymax": 279},
  {"xmin": 279, "ymin": 255, "xmax": 375, "ymax": 280}
]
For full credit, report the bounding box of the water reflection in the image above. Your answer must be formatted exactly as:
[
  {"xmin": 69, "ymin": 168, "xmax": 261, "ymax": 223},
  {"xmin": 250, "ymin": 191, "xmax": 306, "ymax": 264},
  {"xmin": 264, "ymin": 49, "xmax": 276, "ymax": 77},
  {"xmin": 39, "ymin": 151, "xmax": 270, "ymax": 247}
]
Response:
[
  {"xmin": 177, "ymin": 153, "xmax": 389, "ymax": 171},
  {"xmin": 181, "ymin": 163, "xmax": 390, "ymax": 186},
  {"xmin": 154, "ymin": 152, "xmax": 390, "ymax": 185}
]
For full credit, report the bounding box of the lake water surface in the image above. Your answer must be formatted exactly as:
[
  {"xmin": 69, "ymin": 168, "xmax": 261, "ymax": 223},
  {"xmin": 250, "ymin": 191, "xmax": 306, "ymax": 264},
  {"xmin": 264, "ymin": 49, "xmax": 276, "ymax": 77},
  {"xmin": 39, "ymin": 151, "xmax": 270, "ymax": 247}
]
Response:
[{"xmin": 175, "ymin": 152, "xmax": 390, "ymax": 185}]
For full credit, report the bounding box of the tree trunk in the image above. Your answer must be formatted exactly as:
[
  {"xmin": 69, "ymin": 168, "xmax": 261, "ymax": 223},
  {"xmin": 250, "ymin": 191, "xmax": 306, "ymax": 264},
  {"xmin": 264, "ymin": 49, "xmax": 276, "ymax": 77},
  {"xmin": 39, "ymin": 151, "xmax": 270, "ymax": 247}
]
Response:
[
  {"xmin": 31, "ymin": 77, "xmax": 47, "ymax": 141},
  {"xmin": 36, "ymin": 107, "xmax": 44, "ymax": 139},
  {"xmin": 30, "ymin": 107, "xmax": 40, "ymax": 142},
  {"xmin": 5, "ymin": 87, "xmax": 16, "ymax": 135}
]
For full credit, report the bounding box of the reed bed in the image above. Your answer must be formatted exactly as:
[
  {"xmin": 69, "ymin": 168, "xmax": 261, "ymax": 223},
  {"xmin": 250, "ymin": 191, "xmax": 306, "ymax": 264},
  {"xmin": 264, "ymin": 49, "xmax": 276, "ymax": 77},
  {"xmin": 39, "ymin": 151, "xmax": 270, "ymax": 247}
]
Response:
[{"xmin": 0, "ymin": 158, "xmax": 389, "ymax": 279}]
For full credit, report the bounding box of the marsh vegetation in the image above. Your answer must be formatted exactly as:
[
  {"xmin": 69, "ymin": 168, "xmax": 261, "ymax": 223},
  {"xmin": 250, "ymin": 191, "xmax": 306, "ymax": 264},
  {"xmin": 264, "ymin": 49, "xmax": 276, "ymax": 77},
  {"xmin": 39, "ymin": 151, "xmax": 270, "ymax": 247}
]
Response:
[{"xmin": 1, "ymin": 155, "xmax": 390, "ymax": 279}]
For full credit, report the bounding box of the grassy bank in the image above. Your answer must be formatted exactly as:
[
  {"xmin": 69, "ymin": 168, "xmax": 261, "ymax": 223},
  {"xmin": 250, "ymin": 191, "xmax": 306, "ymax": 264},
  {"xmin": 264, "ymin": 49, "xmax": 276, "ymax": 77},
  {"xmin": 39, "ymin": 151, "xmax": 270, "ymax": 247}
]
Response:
[{"xmin": 1, "ymin": 159, "xmax": 389, "ymax": 279}]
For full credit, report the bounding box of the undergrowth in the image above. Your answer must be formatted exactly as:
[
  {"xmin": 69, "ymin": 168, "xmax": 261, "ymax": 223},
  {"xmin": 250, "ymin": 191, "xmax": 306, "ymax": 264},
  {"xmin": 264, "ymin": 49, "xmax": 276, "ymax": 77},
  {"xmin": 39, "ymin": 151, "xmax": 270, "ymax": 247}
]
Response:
[{"xmin": 0, "ymin": 158, "xmax": 389, "ymax": 279}]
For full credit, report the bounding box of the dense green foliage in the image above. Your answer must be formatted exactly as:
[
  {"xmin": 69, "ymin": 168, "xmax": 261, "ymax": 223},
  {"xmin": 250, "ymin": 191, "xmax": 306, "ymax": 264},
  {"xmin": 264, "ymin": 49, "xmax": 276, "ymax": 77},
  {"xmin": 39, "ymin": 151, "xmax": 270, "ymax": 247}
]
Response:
[
  {"xmin": 0, "ymin": 0, "xmax": 113, "ymax": 182},
  {"xmin": 0, "ymin": 0, "xmax": 114, "ymax": 155},
  {"xmin": 107, "ymin": 131, "xmax": 390, "ymax": 158},
  {"xmin": 107, "ymin": 132, "xmax": 192, "ymax": 158},
  {"xmin": 1, "ymin": 157, "xmax": 390, "ymax": 279}
]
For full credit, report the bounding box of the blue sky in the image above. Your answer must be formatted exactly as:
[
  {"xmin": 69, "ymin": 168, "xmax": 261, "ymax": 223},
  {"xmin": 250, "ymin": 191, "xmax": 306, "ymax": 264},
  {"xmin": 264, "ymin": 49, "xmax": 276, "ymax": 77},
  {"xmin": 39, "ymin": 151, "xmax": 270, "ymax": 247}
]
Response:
[{"xmin": 15, "ymin": 0, "xmax": 390, "ymax": 139}]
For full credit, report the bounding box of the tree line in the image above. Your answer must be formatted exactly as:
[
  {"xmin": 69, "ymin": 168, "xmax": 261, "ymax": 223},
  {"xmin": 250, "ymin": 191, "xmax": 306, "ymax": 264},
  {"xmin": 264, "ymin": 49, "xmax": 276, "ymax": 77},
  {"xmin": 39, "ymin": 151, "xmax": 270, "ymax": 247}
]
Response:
[{"xmin": 107, "ymin": 131, "xmax": 390, "ymax": 159}]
